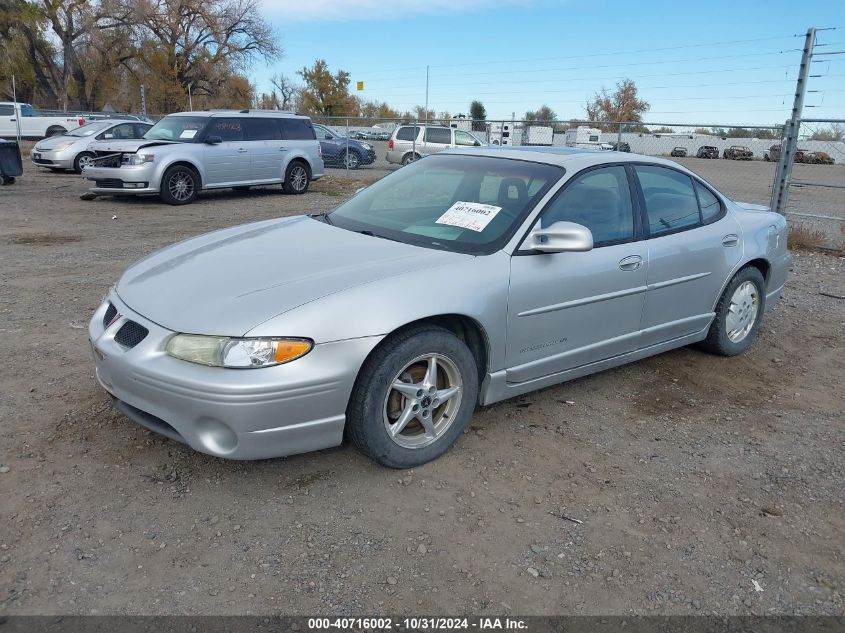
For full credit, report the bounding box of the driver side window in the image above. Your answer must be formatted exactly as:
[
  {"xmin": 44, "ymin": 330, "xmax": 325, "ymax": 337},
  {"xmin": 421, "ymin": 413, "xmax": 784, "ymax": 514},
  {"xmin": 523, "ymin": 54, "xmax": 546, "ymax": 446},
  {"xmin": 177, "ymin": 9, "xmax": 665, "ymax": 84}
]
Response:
[
  {"xmin": 538, "ymin": 166, "xmax": 635, "ymax": 246},
  {"xmin": 455, "ymin": 130, "xmax": 478, "ymax": 146}
]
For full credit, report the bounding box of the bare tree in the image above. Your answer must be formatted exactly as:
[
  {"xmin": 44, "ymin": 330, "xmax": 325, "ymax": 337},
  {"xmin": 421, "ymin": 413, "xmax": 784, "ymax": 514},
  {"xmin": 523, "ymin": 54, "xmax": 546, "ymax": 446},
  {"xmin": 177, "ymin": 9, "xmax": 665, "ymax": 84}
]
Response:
[{"xmin": 270, "ymin": 73, "xmax": 299, "ymax": 110}]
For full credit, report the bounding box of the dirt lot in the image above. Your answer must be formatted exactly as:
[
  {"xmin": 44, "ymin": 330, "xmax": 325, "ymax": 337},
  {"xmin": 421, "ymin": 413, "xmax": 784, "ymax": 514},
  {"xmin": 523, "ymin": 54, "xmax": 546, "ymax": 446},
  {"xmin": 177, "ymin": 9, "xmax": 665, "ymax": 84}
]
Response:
[{"xmin": 0, "ymin": 162, "xmax": 843, "ymax": 617}]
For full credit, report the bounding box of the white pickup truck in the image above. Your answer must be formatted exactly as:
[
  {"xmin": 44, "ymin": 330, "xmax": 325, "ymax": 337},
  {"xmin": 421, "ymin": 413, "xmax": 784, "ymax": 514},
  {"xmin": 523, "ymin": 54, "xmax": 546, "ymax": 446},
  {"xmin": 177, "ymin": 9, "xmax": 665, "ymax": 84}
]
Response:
[{"xmin": 0, "ymin": 102, "xmax": 86, "ymax": 140}]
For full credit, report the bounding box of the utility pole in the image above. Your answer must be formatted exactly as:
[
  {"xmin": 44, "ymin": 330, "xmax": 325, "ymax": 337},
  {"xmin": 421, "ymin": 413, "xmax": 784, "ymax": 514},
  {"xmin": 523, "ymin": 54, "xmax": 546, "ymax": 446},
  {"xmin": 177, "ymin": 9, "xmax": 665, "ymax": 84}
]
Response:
[
  {"xmin": 424, "ymin": 65, "xmax": 429, "ymax": 126},
  {"xmin": 140, "ymin": 85, "xmax": 147, "ymax": 118},
  {"xmin": 188, "ymin": 82, "xmax": 194, "ymax": 112},
  {"xmin": 770, "ymin": 27, "xmax": 816, "ymax": 214},
  {"xmin": 12, "ymin": 75, "xmax": 22, "ymax": 144}
]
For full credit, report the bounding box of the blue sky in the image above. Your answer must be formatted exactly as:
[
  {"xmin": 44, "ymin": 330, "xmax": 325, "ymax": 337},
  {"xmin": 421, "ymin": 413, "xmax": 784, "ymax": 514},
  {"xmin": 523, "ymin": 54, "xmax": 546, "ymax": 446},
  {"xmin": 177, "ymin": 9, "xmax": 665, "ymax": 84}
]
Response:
[{"xmin": 256, "ymin": 0, "xmax": 844, "ymax": 125}]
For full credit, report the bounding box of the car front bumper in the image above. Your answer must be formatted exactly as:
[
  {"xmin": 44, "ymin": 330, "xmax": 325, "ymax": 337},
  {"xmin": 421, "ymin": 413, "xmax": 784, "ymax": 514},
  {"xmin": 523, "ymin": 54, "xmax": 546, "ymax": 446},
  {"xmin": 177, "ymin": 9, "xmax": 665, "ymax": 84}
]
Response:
[
  {"xmin": 88, "ymin": 291, "xmax": 382, "ymax": 460},
  {"xmin": 84, "ymin": 164, "xmax": 159, "ymax": 194},
  {"xmin": 30, "ymin": 147, "xmax": 75, "ymax": 169}
]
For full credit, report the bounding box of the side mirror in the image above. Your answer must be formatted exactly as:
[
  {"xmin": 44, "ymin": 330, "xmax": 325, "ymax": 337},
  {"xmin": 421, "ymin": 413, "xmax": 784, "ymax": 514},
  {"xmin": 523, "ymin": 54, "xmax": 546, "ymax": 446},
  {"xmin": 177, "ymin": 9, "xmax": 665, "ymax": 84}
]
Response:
[
  {"xmin": 324, "ymin": 133, "xmax": 332, "ymax": 139},
  {"xmin": 204, "ymin": 135, "xmax": 222, "ymax": 145},
  {"xmin": 474, "ymin": 141, "xmax": 481, "ymax": 146},
  {"xmin": 524, "ymin": 221, "xmax": 593, "ymax": 253}
]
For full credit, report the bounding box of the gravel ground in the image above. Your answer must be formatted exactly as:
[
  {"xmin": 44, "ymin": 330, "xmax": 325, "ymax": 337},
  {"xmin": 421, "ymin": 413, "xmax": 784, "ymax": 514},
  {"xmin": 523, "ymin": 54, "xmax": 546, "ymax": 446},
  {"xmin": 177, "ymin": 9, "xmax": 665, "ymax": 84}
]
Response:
[{"xmin": 0, "ymin": 162, "xmax": 843, "ymax": 616}]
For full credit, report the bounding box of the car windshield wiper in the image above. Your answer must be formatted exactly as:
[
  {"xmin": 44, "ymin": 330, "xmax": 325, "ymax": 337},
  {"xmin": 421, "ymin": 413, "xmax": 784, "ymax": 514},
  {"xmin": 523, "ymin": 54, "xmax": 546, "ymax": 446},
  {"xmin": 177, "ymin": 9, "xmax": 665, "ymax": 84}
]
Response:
[{"xmin": 310, "ymin": 211, "xmax": 333, "ymax": 225}]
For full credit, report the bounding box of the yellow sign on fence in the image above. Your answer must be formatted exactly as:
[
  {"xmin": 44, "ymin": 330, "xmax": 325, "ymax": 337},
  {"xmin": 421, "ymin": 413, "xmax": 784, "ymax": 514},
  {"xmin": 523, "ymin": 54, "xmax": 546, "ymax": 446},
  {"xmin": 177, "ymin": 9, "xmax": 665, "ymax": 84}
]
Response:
[{"xmin": 356, "ymin": 81, "xmax": 364, "ymax": 91}]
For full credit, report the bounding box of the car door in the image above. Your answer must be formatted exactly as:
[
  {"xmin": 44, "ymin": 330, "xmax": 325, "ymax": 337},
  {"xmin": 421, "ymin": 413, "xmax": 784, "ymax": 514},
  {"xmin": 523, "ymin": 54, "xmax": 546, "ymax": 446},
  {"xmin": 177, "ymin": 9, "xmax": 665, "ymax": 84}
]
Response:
[
  {"xmin": 244, "ymin": 118, "xmax": 284, "ymax": 181},
  {"xmin": 506, "ymin": 165, "xmax": 648, "ymax": 384},
  {"xmin": 423, "ymin": 127, "xmax": 452, "ymax": 155},
  {"xmin": 202, "ymin": 117, "xmax": 250, "ymax": 185},
  {"xmin": 632, "ymin": 164, "xmax": 743, "ymax": 347}
]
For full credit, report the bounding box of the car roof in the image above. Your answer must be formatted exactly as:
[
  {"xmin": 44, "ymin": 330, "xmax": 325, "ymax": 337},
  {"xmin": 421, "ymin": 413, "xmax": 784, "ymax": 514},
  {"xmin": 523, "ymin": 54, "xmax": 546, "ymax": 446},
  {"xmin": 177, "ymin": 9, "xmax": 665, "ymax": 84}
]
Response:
[
  {"xmin": 166, "ymin": 110, "xmax": 309, "ymax": 120},
  {"xmin": 443, "ymin": 145, "xmax": 690, "ymax": 170}
]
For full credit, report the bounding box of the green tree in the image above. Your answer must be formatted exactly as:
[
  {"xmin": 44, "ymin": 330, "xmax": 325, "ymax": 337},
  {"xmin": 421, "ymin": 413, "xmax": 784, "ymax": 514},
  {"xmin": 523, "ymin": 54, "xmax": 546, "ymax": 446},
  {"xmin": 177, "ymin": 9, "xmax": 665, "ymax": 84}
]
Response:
[
  {"xmin": 524, "ymin": 105, "xmax": 556, "ymax": 124},
  {"xmin": 585, "ymin": 79, "xmax": 649, "ymax": 131},
  {"xmin": 469, "ymin": 100, "xmax": 486, "ymax": 131},
  {"xmin": 297, "ymin": 59, "xmax": 358, "ymax": 117}
]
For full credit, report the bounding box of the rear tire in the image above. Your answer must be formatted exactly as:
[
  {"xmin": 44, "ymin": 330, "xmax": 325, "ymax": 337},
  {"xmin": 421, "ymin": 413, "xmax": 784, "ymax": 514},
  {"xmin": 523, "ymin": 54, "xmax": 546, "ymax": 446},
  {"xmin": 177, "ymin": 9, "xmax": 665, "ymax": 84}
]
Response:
[
  {"xmin": 1, "ymin": 176, "xmax": 14, "ymax": 185},
  {"xmin": 282, "ymin": 161, "xmax": 310, "ymax": 194},
  {"xmin": 347, "ymin": 326, "xmax": 478, "ymax": 469},
  {"xmin": 73, "ymin": 152, "xmax": 95, "ymax": 174},
  {"xmin": 698, "ymin": 266, "xmax": 766, "ymax": 356},
  {"xmin": 159, "ymin": 165, "xmax": 199, "ymax": 205},
  {"xmin": 46, "ymin": 126, "xmax": 66, "ymax": 137},
  {"xmin": 401, "ymin": 152, "xmax": 420, "ymax": 166}
]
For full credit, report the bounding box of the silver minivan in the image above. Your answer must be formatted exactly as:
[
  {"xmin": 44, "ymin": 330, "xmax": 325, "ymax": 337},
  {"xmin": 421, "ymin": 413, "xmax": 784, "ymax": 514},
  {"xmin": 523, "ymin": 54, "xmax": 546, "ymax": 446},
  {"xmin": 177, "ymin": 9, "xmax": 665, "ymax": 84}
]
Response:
[
  {"xmin": 386, "ymin": 125, "xmax": 484, "ymax": 166},
  {"xmin": 84, "ymin": 110, "xmax": 324, "ymax": 205}
]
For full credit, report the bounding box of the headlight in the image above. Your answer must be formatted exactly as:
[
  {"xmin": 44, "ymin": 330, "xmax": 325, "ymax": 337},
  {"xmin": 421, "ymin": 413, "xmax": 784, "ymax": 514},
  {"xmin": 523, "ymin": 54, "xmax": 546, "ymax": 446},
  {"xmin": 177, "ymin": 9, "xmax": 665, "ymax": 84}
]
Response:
[
  {"xmin": 165, "ymin": 334, "xmax": 312, "ymax": 368},
  {"xmin": 361, "ymin": 143, "xmax": 373, "ymax": 150},
  {"xmin": 127, "ymin": 153, "xmax": 154, "ymax": 165},
  {"xmin": 51, "ymin": 141, "xmax": 74, "ymax": 152}
]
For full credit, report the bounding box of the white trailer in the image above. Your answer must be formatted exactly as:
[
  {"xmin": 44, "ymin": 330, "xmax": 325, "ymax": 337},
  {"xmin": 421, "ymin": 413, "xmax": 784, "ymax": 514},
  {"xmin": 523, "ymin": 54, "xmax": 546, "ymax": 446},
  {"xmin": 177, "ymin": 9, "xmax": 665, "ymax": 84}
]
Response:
[
  {"xmin": 564, "ymin": 126, "xmax": 602, "ymax": 148},
  {"xmin": 489, "ymin": 121, "xmax": 522, "ymax": 146},
  {"xmin": 0, "ymin": 102, "xmax": 86, "ymax": 140},
  {"xmin": 523, "ymin": 125, "xmax": 553, "ymax": 146}
]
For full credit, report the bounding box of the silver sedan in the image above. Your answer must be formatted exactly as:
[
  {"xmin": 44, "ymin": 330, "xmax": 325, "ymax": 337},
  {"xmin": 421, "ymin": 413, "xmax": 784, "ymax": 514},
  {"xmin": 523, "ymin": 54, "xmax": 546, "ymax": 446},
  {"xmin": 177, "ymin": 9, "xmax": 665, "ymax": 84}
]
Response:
[
  {"xmin": 30, "ymin": 120, "xmax": 152, "ymax": 173},
  {"xmin": 89, "ymin": 147, "xmax": 791, "ymax": 468}
]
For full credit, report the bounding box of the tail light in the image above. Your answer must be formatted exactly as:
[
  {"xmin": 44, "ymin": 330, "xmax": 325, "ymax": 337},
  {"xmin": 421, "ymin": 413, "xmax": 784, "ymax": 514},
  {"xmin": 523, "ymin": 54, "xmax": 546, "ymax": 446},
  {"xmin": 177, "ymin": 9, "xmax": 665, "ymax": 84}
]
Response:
[
  {"xmin": 78, "ymin": 118, "xmax": 85, "ymax": 126},
  {"xmin": 388, "ymin": 139, "xmax": 394, "ymax": 150}
]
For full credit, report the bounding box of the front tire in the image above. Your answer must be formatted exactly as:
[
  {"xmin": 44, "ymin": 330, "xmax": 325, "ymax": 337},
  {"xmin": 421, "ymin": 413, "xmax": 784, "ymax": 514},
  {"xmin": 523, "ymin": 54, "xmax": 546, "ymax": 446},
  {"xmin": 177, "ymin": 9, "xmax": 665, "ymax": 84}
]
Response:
[
  {"xmin": 699, "ymin": 266, "xmax": 766, "ymax": 356},
  {"xmin": 343, "ymin": 150, "xmax": 360, "ymax": 169},
  {"xmin": 347, "ymin": 326, "xmax": 479, "ymax": 469},
  {"xmin": 73, "ymin": 152, "xmax": 95, "ymax": 174},
  {"xmin": 282, "ymin": 161, "xmax": 310, "ymax": 194},
  {"xmin": 159, "ymin": 165, "xmax": 199, "ymax": 205}
]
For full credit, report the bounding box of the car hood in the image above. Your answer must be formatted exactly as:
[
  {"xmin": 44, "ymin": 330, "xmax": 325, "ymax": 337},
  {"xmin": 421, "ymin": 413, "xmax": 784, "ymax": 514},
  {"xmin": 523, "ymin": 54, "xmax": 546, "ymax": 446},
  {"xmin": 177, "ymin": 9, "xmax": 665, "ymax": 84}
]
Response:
[
  {"xmin": 116, "ymin": 215, "xmax": 468, "ymax": 336},
  {"xmin": 87, "ymin": 139, "xmax": 179, "ymax": 153},
  {"xmin": 34, "ymin": 135, "xmax": 84, "ymax": 151}
]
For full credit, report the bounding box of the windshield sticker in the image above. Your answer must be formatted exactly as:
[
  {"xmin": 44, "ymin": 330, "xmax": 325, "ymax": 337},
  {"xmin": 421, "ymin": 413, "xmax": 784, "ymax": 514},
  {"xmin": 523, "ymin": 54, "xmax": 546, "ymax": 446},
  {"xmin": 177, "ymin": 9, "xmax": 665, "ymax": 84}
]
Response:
[
  {"xmin": 179, "ymin": 129, "xmax": 197, "ymax": 139},
  {"xmin": 435, "ymin": 201, "xmax": 502, "ymax": 232}
]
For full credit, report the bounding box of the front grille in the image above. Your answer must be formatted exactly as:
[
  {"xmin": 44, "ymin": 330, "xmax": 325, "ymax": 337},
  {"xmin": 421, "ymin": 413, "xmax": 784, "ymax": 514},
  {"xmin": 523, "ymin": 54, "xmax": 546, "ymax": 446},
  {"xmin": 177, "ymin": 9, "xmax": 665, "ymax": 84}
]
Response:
[
  {"xmin": 95, "ymin": 179, "xmax": 124, "ymax": 189},
  {"xmin": 103, "ymin": 303, "xmax": 117, "ymax": 328},
  {"xmin": 115, "ymin": 320, "xmax": 149, "ymax": 349}
]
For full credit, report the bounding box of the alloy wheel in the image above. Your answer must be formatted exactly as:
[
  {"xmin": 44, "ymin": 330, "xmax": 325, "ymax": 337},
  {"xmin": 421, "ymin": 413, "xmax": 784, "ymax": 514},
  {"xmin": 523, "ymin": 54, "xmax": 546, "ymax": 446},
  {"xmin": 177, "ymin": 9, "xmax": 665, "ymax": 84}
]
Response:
[
  {"xmin": 726, "ymin": 281, "xmax": 759, "ymax": 343},
  {"xmin": 383, "ymin": 353, "xmax": 463, "ymax": 449}
]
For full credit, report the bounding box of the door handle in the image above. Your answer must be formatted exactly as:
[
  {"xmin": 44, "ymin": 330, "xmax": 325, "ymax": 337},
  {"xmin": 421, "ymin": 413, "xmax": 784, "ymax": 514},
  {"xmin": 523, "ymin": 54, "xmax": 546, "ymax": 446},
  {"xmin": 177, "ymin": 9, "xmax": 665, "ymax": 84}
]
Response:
[
  {"xmin": 237, "ymin": 148, "xmax": 247, "ymax": 153},
  {"xmin": 618, "ymin": 255, "xmax": 643, "ymax": 271},
  {"xmin": 722, "ymin": 234, "xmax": 739, "ymax": 247},
  {"xmin": 278, "ymin": 146, "xmax": 287, "ymax": 151}
]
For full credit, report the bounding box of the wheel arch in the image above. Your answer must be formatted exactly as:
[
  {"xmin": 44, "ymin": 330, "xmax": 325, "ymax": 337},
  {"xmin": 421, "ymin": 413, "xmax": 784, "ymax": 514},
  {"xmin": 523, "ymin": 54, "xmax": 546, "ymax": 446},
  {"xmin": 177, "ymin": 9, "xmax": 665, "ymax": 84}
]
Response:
[
  {"xmin": 160, "ymin": 159, "xmax": 204, "ymax": 189},
  {"xmin": 355, "ymin": 313, "xmax": 491, "ymax": 402},
  {"xmin": 712, "ymin": 257, "xmax": 771, "ymax": 311}
]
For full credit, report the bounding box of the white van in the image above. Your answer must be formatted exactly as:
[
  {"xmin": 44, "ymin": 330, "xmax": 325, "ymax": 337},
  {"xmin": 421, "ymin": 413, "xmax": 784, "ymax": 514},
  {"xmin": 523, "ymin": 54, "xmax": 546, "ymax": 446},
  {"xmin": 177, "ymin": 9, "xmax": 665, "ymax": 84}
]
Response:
[{"xmin": 386, "ymin": 125, "xmax": 485, "ymax": 165}]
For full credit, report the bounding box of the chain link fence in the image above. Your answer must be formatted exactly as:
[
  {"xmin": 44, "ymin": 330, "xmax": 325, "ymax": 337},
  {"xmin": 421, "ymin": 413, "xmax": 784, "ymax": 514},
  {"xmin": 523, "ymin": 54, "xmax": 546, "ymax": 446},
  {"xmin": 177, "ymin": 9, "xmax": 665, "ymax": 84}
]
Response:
[{"xmin": 781, "ymin": 118, "xmax": 845, "ymax": 251}]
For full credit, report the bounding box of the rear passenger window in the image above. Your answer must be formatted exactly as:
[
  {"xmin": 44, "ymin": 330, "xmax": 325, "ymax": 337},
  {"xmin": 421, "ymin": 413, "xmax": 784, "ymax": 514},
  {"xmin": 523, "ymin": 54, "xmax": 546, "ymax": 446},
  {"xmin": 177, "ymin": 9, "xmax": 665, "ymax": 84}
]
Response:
[
  {"xmin": 695, "ymin": 181, "xmax": 722, "ymax": 223},
  {"xmin": 207, "ymin": 118, "xmax": 244, "ymax": 142},
  {"xmin": 278, "ymin": 118, "xmax": 315, "ymax": 140},
  {"xmin": 0, "ymin": 105, "xmax": 15, "ymax": 115},
  {"xmin": 424, "ymin": 127, "xmax": 452, "ymax": 144},
  {"xmin": 246, "ymin": 118, "xmax": 281, "ymax": 141},
  {"xmin": 395, "ymin": 126, "xmax": 420, "ymax": 141},
  {"xmin": 635, "ymin": 165, "xmax": 700, "ymax": 236}
]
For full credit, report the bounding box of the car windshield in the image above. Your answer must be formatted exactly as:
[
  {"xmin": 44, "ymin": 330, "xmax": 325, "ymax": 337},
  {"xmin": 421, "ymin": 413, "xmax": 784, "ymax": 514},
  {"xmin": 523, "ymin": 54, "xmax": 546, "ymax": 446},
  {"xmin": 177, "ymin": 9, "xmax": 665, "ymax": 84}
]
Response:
[
  {"xmin": 143, "ymin": 116, "xmax": 208, "ymax": 141},
  {"xmin": 328, "ymin": 154, "xmax": 563, "ymax": 255},
  {"xmin": 67, "ymin": 121, "xmax": 114, "ymax": 137}
]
